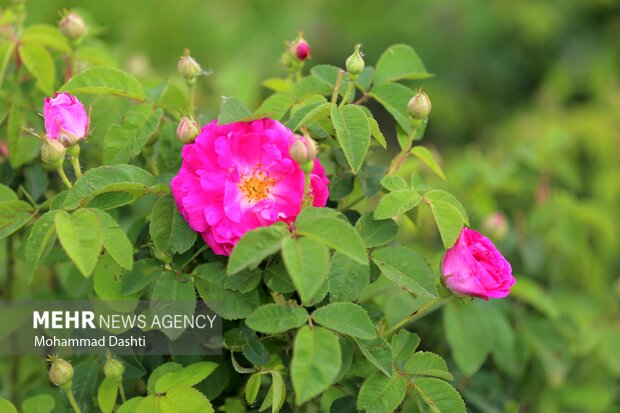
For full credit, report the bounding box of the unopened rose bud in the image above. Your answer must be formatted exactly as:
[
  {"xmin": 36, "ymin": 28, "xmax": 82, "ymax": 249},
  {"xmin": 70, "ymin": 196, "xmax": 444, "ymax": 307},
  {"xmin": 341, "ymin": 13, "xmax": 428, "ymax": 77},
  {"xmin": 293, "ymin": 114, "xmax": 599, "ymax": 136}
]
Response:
[
  {"xmin": 104, "ymin": 355, "xmax": 125, "ymax": 381},
  {"xmin": 58, "ymin": 12, "xmax": 86, "ymax": 40},
  {"xmin": 48, "ymin": 356, "xmax": 74, "ymax": 387},
  {"xmin": 177, "ymin": 49, "xmax": 202, "ymax": 82},
  {"xmin": 290, "ymin": 136, "xmax": 317, "ymax": 173},
  {"xmin": 177, "ymin": 116, "xmax": 200, "ymax": 144},
  {"xmin": 407, "ymin": 91, "xmax": 432, "ymax": 120},
  {"xmin": 346, "ymin": 44, "xmax": 365, "ymax": 79},
  {"xmin": 44, "ymin": 92, "xmax": 89, "ymax": 147},
  {"xmin": 294, "ymin": 38, "xmax": 311, "ymax": 61},
  {"xmin": 482, "ymin": 212, "xmax": 509, "ymax": 240},
  {"xmin": 41, "ymin": 139, "xmax": 66, "ymax": 168}
]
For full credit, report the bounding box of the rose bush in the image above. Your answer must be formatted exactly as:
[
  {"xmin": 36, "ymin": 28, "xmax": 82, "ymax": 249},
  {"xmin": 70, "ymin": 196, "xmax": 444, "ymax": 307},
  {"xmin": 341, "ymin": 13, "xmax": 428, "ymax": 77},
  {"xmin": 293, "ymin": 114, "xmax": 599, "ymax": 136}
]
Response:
[{"xmin": 0, "ymin": 4, "xmax": 522, "ymax": 413}]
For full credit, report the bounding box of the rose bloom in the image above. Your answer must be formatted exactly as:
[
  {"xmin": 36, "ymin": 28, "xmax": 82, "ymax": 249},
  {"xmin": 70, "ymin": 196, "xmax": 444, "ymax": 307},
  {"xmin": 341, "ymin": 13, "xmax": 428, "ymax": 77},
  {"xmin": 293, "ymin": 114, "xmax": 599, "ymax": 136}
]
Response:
[
  {"xmin": 171, "ymin": 118, "xmax": 329, "ymax": 256},
  {"xmin": 43, "ymin": 92, "xmax": 89, "ymax": 144},
  {"xmin": 441, "ymin": 228, "xmax": 515, "ymax": 299}
]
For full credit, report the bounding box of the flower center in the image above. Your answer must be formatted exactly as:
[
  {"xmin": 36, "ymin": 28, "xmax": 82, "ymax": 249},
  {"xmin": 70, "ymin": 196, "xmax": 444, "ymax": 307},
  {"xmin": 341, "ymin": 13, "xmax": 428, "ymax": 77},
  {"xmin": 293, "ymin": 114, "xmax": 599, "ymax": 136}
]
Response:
[{"xmin": 238, "ymin": 169, "xmax": 276, "ymax": 202}]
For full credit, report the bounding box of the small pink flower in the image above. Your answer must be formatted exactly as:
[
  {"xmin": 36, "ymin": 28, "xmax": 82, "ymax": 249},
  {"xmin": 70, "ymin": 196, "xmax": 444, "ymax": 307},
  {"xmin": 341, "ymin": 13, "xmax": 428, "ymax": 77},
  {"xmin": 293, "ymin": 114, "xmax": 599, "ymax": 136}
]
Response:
[
  {"xmin": 171, "ymin": 118, "xmax": 329, "ymax": 256},
  {"xmin": 43, "ymin": 92, "xmax": 89, "ymax": 145},
  {"xmin": 295, "ymin": 39, "xmax": 311, "ymax": 61},
  {"xmin": 441, "ymin": 228, "xmax": 515, "ymax": 300}
]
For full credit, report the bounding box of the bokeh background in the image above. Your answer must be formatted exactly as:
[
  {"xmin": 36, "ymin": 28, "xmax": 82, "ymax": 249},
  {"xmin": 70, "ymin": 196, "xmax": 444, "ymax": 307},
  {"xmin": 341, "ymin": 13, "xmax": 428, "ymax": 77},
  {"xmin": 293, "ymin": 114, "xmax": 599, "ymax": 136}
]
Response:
[{"xmin": 2, "ymin": 0, "xmax": 620, "ymax": 411}]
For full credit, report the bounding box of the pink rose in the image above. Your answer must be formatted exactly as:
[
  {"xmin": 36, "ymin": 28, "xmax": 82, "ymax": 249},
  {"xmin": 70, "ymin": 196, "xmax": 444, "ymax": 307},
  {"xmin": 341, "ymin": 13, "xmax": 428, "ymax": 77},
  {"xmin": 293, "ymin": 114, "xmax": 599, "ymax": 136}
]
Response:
[
  {"xmin": 294, "ymin": 39, "xmax": 311, "ymax": 61},
  {"xmin": 170, "ymin": 118, "xmax": 329, "ymax": 256},
  {"xmin": 441, "ymin": 228, "xmax": 515, "ymax": 299},
  {"xmin": 43, "ymin": 92, "xmax": 89, "ymax": 145}
]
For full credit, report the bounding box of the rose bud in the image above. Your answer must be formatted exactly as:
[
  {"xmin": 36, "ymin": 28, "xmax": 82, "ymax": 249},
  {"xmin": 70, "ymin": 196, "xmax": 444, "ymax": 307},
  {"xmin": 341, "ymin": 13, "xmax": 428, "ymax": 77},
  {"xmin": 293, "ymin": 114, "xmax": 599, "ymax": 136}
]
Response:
[
  {"xmin": 48, "ymin": 356, "xmax": 74, "ymax": 387},
  {"xmin": 346, "ymin": 44, "xmax": 365, "ymax": 79},
  {"xmin": 177, "ymin": 49, "xmax": 202, "ymax": 81},
  {"xmin": 294, "ymin": 38, "xmax": 311, "ymax": 61},
  {"xmin": 407, "ymin": 90, "xmax": 432, "ymax": 120},
  {"xmin": 290, "ymin": 135, "xmax": 317, "ymax": 173},
  {"xmin": 58, "ymin": 12, "xmax": 86, "ymax": 40},
  {"xmin": 44, "ymin": 92, "xmax": 89, "ymax": 147},
  {"xmin": 41, "ymin": 139, "xmax": 66, "ymax": 168},
  {"xmin": 103, "ymin": 354, "xmax": 125, "ymax": 381},
  {"xmin": 177, "ymin": 116, "xmax": 200, "ymax": 144},
  {"xmin": 441, "ymin": 228, "xmax": 515, "ymax": 300},
  {"xmin": 482, "ymin": 212, "xmax": 509, "ymax": 240}
]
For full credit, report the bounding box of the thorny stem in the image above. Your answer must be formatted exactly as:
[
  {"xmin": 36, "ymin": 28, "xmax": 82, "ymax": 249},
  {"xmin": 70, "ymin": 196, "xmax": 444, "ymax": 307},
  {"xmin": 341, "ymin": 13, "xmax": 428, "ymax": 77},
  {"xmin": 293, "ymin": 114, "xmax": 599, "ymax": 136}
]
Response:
[
  {"xmin": 383, "ymin": 296, "xmax": 450, "ymax": 339},
  {"xmin": 56, "ymin": 167, "xmax": 73, "ymax": 189},
  {"xmin": 331, "ymin": 70, "xmax": 345, "ymax": 104}
]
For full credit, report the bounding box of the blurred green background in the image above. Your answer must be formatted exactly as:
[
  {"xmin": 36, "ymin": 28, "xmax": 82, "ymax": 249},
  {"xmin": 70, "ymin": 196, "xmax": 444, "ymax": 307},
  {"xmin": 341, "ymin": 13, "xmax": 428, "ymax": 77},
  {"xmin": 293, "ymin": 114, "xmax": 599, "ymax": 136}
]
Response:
[{"xmin": 3, "ymin": 0, "xmax": 620, "ymax": 411}]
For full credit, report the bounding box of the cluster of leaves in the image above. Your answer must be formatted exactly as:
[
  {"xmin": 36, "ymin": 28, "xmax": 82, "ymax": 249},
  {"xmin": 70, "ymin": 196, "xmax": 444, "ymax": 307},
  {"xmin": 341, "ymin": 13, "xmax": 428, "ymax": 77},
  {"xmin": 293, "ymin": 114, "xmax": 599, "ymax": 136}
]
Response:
[{"xmin": 0, "ymin": 4, "xmax": 510, "ymax": 413}]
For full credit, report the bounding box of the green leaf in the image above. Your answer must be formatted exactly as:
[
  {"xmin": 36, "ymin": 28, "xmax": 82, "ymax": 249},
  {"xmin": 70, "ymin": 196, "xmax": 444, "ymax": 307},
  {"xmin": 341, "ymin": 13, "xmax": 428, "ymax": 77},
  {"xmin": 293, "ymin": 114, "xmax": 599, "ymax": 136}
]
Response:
[
  {"xmin": 374, "ymin": 190, "xmax": 421, "ymax": 220},
  {"xmin": 92, "ymin": 208, "xmax": 133, "ymax": 270},
  {"xmin": 371, "ymin": 246, "xmax": 437, "ymax": 298},
  {"xmin": 151, "ymin": 272, "xmax": 196, "ymax": 340},
  {"xmin": 270, "ymin": 371, "xmax": 286, "ymax": 413},
  {"xmin": 64, "ymin": 164, "xmax": 156, "ymax": 210},
  {"xmin": 354, "ymin": 336, "xmax": 393, "ymax": 377},
  {"xmin": 196, "ymin": 263, "xmax": 260, "ymax": 320},
  {"xmin": 160, "ymin": 386, "xmax": 214, "ymax": 413},
  {"xmin": 443, "ymin": 300, "xmax": 491, "ymax": 376},
  {"xmin": 97, "ymin": 377, "xmax": 119, "ymax": 413},
  {"xmin": 312, "ymin": 302, "xmax": 376, "ymax": 339},
  {"xmin": 0, "ymin": 200, "xmax": 34, "ymax": 239},
  {"xmin": 136, "ymin": 395, "xmax": 160, "ymax": 413},
  {"xmin": 227, "ymin": 222, "xmax": 290, "ymax": 275},
  {"xmin": 367, "ymin": 116, "xmax": 387, "ymax": 148},
  {"xmin": 428, "ymin": 200, "xmax": 464, "ymax": 249},
  {"xmin": 403, "ymin": 352, "xmax": 453, "ymax": 381},
  {"xmin": 245, "ymin": 373, "xmax": 262, "ymax": 404},
  {"xmin": 510, "ymin": 276, "xmax": 560, "ymax": 319},
  {"xmin": 381, "ymin": 175, "xmax": 409, "ymax": 191},
  {"xmin": 369, "ymin": 83, "xmax": 415, "ymax": 134},
  {"xmin": 281, "ymin": 236, "xmax": 330, "ymax": 305},
  {"xmin": 55, "ymin": 209, "xmax": 102, "ymax": 277},
  {"xmin": 330, "ymin": 104, "xmax": 371, "ymax": 173},
  {"xmin": 60, "ymin": 67, "xmax": 145, "ymax": 101},
  {"xmin": 411, "ymin": 146, "xmax": 446, "ymax": 179},
  {"xmin": 117, "ymin": 397, "xmax": 145, "ymax": 413},
  {"xmin": 412, "ymin": 378, "xmax": 466, "ymax": 413},
  {"xmin": 284, "ymin": 101, "xmax": 323, "ymax": 130},
  {"xmin": 328, "ymin": 252, "xmax": 369, "ymax": 303},
  {"xmin": 224, "ymin": 268, "xmax": 262, "ymax": 293},
  {"xmin": 21, "ymin": 24, "xmax": 71, "ymax": 52},
  {"xmin": 355, "ymin": 213, "xmax": 399, "ymax": 248},
  {"xmin": 119, "ymin": 259, "xmax": 161, "ymax": 296},
  {"xmin": 155, "ymin": 362, "xmax": 218, "ymax": 393},
  {"xmin": 93, "ymin": 254, "xmax": 139, "ymax": 310},
  {"xmin": 357, "ymin": 373, "xmax": 407, "ymax": 413},
  {"xmin": 150, "ymin": 194, "xmax": 197, "ymax": 255},
  {"xmin": 311, "ymin": 65, "xmax": 349, "ymax": 91},
  {"xmin": 265, "ymin": 261, "xmax": 295, "ymax": 293},
  {"xmin": 246, "ymin": 304, "xmax": 308, "ymax": 334},
  {"xmin": 147, "ymin": 363, "xmax": 183, "ymax": 394},
  {"xmin": 19, "ymin": 43, "xmax": 55, "ymax": 94},
  {"xmin": 262, "ymin": 78, "xmax": 293, "ymax": 93},
  {"xmin": 288, "ymin": 101, "xmax": 334, "ymax": 131},
  {"xmin": 392, "ymin": 331, "xmax": 421, "ymax": 367},
  {"xmin": 0, "ymin": 184, "xmax": 17, "ymax": 202},
  {"xmin": 374, "ymin": 44, "xmax": 432, "ymax": 84},
  {"xmin": 7, "ymin": 104, "xmax": 39, "ymax": 168},
  {"xmin": 103, "ymin": 104, "xmax": 163, "ymax": 164},
  {"xmin": 218, "ymin": 96, "xmax": 265, "ymax": 124},
  {"xmin": 255, "ymin": 93, "xmax": 295, "ymax": 121},
  {"xmin": 423, "ymin": 190, "xmax": 469, "ymax": 225},
  {"xmin": 292, "ymin": 76, "xmax": 332, "ymax": 99},
  {"xmin": 0, "ymin": 398, "xmax": 17, "ymax": 413},
  {"xmin": 25, "ymin": 211, "xmax": 58, "ymax": 281},
  {"xmin": 296, "ymin": 207, "xmax": 367, "ymax": 265},
  {"xmin": 291, "ymin": 326, "xmax": 341, "ymax": 405},
  {"xmin": 22, "ymin": 394, "xmax": 55, "ymax": 413}
]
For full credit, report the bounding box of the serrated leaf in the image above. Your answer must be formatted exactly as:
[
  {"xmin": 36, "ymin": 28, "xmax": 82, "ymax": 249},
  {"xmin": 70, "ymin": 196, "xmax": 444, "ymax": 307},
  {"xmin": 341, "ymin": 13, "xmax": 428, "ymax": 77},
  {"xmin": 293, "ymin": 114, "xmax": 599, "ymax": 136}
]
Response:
[
  {"xmin": 355, "ymin": 213, "xmax": 399, "ymax": 248},
  {"xmin": 354, "ymin": 336, "xmax": 393, "ymax": 377},
  {"xmin": 428, "ymin": 200, "xmax": 464, "ymax": 249},
  {"xmin": 262, "ymin": 78, "xmax": 293, "ymax": 93},
  {"xmin": 312, "ymin": 303, "xmax": 376, "ymax": 339},
  {"xmin": 374, "ymin": 44, "xmax": 432, "ymax": 84},
  {"xmin": 328, "ymin": 252, "xmax": 369, "ymax": 303},
  {"xmin": 97, "ymin": 377, "xmax": 118, "ymax": 413},
  {"xmin": 369, "ymin": 83, "xmax": 415, "ymax": 134},
  {"xmin": 245, "ymin": 373, "xmax": 262, "ymax": 404},
  {"xmin": 367, "ymin": 116, "xmax": 387, "ymax": 148},
  {"xmin": 147, "ymin": 363, "xmax": 183, "ymax": 394},
  {"xmin": 270, "ymin": 371, "xmax": 286, "ymax": 413},
  {"xmin": 91, "ymin": 208, "xmax": 133, "ymax": 270},
  {"xmin": 381, "ymin": 175, "xmax": 409, "ymax": 191},
  {"xmin": 291, "ymin": 326, "xmax": 341, "ymax": 405},
  {"xmin": 60, "ymin": 67, "xmax": 145, "ymax": 101},
  {"xmin": 281, "ymin": 236, "xmax": 330, "ymax": 305},
  {"xmin": 371, "ymin": 246, "xmax": 437, "ymax": 298},
  {"xmin": 404, "ymin": 352, "xmax": 453, "ymax": 381},
  {"xmin": 160, "ymin": 386, "xmax": 214, "ymax": 413},
  {"xmin": 21, "ymin": 24, "xmax": 71, "ymax": 52},
  {"xmin": 296, "ymin": 207, "xmax": 367, "ymax": 265},
  {"xmin": 412, "ymin": 378, "xmax": 466, "ymax": 413},
  {"xmin": 103, "ymin": 104, "xmax": 163, "ymax": 164},
  {"xmin": 63, "ymin": 164, "xmax": 156, "ymax": 210},
  {"xmin": 117, "ymin": 397, "xmax": 144, "ymax": 413},
  {"xmin": 357, "ymin": 373, "xmax": 407, "ymax": 413},
  {"xmin": 150, "ymin": 194, "xmax": 197, "ymax": 255},
  {"xmin": 22, "ymin": 394, "xmax": 55, "ymax": 413},
  {"xmin": 374, "ymin": 190, "xmax": 421, "ymax": 220},
  {"xmin": 423, "ymin": 190, "xmax": 469, "ymax": 225},
  {"xmin": 119, "ymin": 259, "xmax": 161, "ymax": 296},
  {"xmin": 7, "ymin": 104, "xmax": 39, "ymax": 168},
  {"xmin": 288, "ymin": 101, "xmax": 334, "ymax": 131},
  {"xmin": 19, "ymin": 43, "xmax": 55, "ymax": 94},
  {"xmin": 255, "ymin": 93, "xmax": 295, "ymax": 121},
  {"xmin": 246, "ymin": 304, "xmax": 308, "ymax": 334},
  {"xmin": 330, "ymin": 104, "xmax": 371, "ymax": 173},
  {"xmin": 218, "ymin": 96, "xmax": 265, "ymax": 124},
  {"xmin": 227, "ymin": 222, "xmax": 290, "ymax": 275},
  {"xmin": 0, "ymin": 184, "xmax": 17, "ymax": 202},
  {"xmin": 411, "ymin": 146, "xmax": 446, "ymax": 179},
  {"xmin": 0, "ymin": 200, "xmax": 34, "ymax": 240},
  {"xmin": 151, "ymin": 272, "xmax": 196, "ymax": 339},
  {"xmin": 55, "ymin": 209, "xmax": 102, "ymax": 277},
  {"xmin": 155, "ymin": 362, "xmax": 218, "ymax": 393}
]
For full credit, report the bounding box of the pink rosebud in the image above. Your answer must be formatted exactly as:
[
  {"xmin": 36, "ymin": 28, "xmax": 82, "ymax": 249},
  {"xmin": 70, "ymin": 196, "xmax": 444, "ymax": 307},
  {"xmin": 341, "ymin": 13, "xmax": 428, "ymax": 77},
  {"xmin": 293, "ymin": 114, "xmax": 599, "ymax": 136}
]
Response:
[
  {"xmin": 58, "ymin": 12, "xmax": 86, "ymax": 40},
  {"xmin": 177, "ymin": 116, "xmax": 200, "ymax": 144},
  {"xmin": 43, "ymin": 92, "xmax": 89, "ymax": 147},
  {"xmin": 441, "ymin": 228, "xmax": 515, "ymax": 300},
  {"xmin": 294, "ymin": 39, "xmax": 311, "ymax": 61},
  {"xmin": 482, "ymin": 212, "xmax": 509, "ymax": 240}
]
